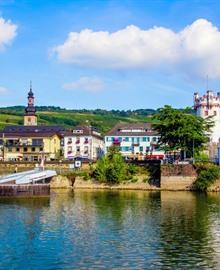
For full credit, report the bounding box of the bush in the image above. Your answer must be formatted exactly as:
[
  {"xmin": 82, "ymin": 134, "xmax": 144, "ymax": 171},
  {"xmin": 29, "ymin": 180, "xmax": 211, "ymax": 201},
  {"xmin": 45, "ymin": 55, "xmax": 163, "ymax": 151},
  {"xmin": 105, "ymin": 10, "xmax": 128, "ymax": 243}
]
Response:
[
  {"xmin": 195, "ymin": 152, "xmax": 209, "ymax": 162},
  {"xmin": 194, "ymin": 164, "xmax": 220, "ymax": 191},
  {"xmin": 93, "ymin": 156, "xmax": 109, "ymax": 182},
  {"xmin": 92, "ymin": 146, "xmax": 137, "ymax": 184}
]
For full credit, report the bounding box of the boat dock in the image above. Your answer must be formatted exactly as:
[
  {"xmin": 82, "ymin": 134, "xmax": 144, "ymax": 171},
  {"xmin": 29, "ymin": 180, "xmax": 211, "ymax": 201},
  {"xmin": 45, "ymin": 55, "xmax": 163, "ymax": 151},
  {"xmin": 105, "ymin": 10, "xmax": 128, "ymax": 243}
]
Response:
[{"xmin": 0, "ymin": 169, "xmax": 57, "ymax": 196}]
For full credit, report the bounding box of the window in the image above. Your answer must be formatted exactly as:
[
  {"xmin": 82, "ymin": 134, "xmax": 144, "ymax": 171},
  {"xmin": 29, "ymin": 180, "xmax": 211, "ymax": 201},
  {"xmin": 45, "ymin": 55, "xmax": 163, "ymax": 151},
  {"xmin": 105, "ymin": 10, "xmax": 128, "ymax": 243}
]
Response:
[
  {"xmin": 84, "ymin": 146, "xmax": 89, "ymax": 155},
  {"xmin": 140, "ymin": 146, "xmax": 143, "ymax": 152},
  {"xmin": 32, "ymin": 139, "xmax": 43, "ymax": 146},
  {"xmin": 142, "ymin": 137, "xmax": 147, "ymax": 142},
  {"xmin": 40, "ymin": 147, "xmax": 43, "ymax": 152},
  {"xmin": 76, "ymin": 146, "xmax": 80, "ymax": 152},
  {"xmin": 67, "ymin": 138, "xmax": 72, "ymax": 144},
  {"xmin": 214, "ymin": 111, "xmax": 217, "ymax": 116},
  {"xmin": 24, "ymin": 147, "xmax": 28, "ymax": 152},
  {"xmin": 16, "ymin": 148, "xmax": 19, "ymax": 152},
  {"xmin": 120, "ymin": 146, "xmax": 130, "ymax": 152},
  {"xmin": 205, "ymin": 111, "xmax": 208, "ymax": 116},
  {"xmin": 31, "ymin": 147, "xmax": 35, "ymax": 152}
]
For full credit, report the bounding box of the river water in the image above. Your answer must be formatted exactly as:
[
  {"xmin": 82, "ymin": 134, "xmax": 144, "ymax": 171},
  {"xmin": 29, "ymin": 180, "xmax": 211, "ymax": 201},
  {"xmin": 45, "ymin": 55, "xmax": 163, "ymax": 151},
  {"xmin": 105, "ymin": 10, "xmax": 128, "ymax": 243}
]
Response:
[{"xmin": 0, "ymin": 190, "xmax": 220, "ymax": 270}]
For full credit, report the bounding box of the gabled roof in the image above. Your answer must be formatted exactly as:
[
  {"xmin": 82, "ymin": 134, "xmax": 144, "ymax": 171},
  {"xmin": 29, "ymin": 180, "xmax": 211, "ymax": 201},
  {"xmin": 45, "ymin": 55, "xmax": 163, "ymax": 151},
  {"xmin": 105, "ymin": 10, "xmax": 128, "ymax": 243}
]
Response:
[
  {"xmin": 63, "ymin": 125, "xmax": 103, "ymax": 140},
  {"xmin": 0, "ymin": 125, "xmax": 66, "ymax": 138},
  {"xmin": 105, "ymin": 123, "xmax": 158, "ymax": 136}
]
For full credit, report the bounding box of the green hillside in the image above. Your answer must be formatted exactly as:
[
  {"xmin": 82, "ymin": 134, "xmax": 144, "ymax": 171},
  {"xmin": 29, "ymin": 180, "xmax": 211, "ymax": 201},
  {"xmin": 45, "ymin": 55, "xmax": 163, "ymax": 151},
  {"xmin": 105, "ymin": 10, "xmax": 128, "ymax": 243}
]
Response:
[{"xmin": 0, "ymin": 106, "xmax": 157, "ymax": 134}]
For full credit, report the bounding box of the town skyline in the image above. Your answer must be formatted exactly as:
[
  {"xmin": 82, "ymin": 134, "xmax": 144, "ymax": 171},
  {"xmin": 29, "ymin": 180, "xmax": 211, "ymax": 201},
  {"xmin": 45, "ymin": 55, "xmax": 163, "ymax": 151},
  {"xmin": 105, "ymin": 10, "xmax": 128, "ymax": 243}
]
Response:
[{"xmin": 1, "ymin": 0, "xmax": 220, "ymax": 109}]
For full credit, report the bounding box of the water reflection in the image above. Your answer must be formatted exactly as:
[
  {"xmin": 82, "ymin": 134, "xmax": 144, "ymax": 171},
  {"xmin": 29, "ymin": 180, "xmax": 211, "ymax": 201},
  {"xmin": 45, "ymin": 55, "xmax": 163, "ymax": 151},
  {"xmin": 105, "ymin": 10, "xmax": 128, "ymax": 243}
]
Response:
[{"xmin": 0, "ymin": 190, "xmax": 219, "ymax": 269}]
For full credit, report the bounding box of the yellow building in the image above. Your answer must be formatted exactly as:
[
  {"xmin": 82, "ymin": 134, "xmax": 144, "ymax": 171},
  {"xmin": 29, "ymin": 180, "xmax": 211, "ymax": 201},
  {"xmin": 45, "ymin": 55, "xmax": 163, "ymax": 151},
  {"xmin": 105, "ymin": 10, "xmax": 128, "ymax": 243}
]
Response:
[
  {"xmin": 0, "ymin": 85, "xmax": 65, "ymax": 161},
  {"xmin": 0, "ymin": 126, "xmax": 63, "ymax": 161}
]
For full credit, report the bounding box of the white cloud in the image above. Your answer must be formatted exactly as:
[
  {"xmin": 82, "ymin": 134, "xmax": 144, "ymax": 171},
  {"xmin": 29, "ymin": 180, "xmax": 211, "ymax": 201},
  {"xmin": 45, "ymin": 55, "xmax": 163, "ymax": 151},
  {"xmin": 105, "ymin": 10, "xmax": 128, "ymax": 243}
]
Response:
[
  {"xmin": 0, "ymin": 86, "xmax": 8, "ymax": 94},
  {"xmin": 63, "ymin": 77, "xmax": 104, "ymax": 92},
  {"xmin": 54, "ymin": 19, "xmax": 220, "ymax": 79},
  {"xmin": 0, "ymin": 17, "xmax": 17, "ymax": 50}
]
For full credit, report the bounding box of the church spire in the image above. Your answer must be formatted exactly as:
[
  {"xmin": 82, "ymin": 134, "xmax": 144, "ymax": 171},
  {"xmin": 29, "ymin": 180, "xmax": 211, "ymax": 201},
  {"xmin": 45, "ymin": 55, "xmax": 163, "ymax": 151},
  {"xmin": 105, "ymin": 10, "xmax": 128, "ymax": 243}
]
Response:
[
  {"xmin": 24, "ymin": 82, "xmax": 37, "ymax": 126},
  {"xmin": 28, "ymin": 80, "xmax": 34, "ymax": 98}
]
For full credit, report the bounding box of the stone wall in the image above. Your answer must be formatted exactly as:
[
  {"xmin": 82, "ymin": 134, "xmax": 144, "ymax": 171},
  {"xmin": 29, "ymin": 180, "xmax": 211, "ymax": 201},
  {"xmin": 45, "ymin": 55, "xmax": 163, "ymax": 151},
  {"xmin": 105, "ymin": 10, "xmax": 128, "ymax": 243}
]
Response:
[
  {"xmin": 50, "ymin": 175, "xmax": 74, "ymax": 189},
  {"xmin": 0, "ymin": 161, "xmax": 90, "ymax": 174},
  {"xmin": 161, "ymin": 164, "xmax": 197, "ymax": 177},
  {"xmin": 208, "ymin": 179, "xmax": 220, "ymax": 192},
  {"xmin": 161, "ymin": 164, "xmax": 197, "ymax": 190},
  {"xmin": 160, "ymin": 176, "xmax": 196, "ymax": 190}
]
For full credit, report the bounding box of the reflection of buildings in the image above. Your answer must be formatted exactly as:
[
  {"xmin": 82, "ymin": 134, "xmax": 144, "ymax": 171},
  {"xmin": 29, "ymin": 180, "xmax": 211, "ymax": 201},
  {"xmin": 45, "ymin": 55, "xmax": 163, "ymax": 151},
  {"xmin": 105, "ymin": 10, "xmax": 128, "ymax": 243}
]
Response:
[
  {"xmin": 63, "ymin": 126, "xmax": 104, "ymax": 160},
  {"xmin": 104, "ymin": 123, "xmax": 164, "ymax": 160},
  {"xmin": 160, "ymin": 192, "xmax": 219, "ymax": 268},
  {"xmin": 0, "ymin": 85, "xmax": 65, "ymax": 161}
]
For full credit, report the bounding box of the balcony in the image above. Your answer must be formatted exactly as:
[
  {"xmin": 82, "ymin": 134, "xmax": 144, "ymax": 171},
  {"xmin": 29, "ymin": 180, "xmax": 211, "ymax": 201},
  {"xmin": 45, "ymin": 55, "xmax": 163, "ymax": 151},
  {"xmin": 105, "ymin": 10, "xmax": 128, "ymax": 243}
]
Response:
[
  {"xmin": 132, "ymin": 143, "xmax": 140, "ymax": 147},
  {"xmin": 5, "ymin": 142, "xmax": 44, "ymax": 147},
  {"xmin": 113, "ymin": 139, "xmax": 121, "ymax": 145}
]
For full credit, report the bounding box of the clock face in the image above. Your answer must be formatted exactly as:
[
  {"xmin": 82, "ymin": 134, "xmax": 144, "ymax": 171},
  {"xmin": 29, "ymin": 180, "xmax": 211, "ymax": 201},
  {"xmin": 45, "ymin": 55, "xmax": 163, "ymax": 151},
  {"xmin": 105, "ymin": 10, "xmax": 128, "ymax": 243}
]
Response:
[{"xmin": 28, "ymin": 97, "xmax": 34, "ymax": 105}]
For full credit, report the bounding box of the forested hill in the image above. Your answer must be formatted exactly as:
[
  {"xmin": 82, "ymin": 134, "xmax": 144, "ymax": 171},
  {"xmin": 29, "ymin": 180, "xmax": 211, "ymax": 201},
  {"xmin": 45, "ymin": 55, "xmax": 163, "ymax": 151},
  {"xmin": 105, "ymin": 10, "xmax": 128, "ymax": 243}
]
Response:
[{"xmin": 0, "ymin": 106, "xmax": 158, "ymax": 134}]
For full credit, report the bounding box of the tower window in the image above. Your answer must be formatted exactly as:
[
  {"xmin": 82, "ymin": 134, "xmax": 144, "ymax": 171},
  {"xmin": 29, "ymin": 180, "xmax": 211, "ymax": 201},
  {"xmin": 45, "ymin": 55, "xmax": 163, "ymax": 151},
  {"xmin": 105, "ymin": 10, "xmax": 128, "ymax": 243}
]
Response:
[
  {"xmin": 205, "ymin": 111, "xmax": 208, "ymax": 116},
  {"xmin": 214, "ymin": 111, "xmax": 217, "ymax": 116}
]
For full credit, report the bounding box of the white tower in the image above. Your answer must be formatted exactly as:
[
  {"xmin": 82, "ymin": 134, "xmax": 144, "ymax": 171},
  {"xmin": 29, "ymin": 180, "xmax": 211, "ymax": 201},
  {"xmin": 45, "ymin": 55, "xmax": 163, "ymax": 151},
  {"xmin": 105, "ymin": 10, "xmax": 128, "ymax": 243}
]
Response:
[{"xmin": 194, "ymin": 90, "xmax": 220, "ymax": 143}]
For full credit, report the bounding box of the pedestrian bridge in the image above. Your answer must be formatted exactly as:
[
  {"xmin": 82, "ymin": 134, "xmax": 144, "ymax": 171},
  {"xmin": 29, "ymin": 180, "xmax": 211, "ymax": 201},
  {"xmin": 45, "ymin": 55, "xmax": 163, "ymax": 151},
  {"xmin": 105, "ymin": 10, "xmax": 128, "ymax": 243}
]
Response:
[{"xmin": 0, "ymin": 169, "xmax": 57, "ymax": 185}]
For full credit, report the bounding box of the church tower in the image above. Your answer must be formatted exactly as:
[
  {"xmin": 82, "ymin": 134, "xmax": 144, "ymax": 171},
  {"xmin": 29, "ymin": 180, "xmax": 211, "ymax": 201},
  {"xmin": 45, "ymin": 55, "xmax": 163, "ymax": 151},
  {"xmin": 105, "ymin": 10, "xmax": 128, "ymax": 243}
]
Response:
[{"xmin": 24, "ymin": 83, "xmax": 37, "ymax": 126}]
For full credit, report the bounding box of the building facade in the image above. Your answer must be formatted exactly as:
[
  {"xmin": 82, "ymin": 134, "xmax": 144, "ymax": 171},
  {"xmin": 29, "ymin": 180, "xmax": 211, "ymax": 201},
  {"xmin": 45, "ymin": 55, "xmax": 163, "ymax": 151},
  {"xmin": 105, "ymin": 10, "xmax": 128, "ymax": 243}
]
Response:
[
  {"xmin": 63, "ymin": 126, "xmax": 104, "ymax": 160},
  {"xmin": 105, "ymin": 123, "xmax": 164, "ymax": 160},
  {"xmin": 0, "ymin": 126, "xmax": 64, "ymax": 161},
  {"xmin": 194, "ymin": 90, "xmax": 220, "ymax": 143}
]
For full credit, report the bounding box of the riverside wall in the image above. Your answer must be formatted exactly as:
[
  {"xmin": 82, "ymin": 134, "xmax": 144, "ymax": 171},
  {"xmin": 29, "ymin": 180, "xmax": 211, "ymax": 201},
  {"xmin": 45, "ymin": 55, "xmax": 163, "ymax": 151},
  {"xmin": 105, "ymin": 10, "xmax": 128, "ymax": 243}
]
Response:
[
  {"xmin": 0, "ymin": 161, "xmax": 90, "ymax": 174},
  {"xmin": 0, "ymin": 184, "xmax": 50, "ymax": 197},
  {"xmin": 160, "ymin": 165, "xmax": 197, "ymax": 190},
  {"xmin": 2, "ymin": 162, "xmax": 220, "ymax": 192}
]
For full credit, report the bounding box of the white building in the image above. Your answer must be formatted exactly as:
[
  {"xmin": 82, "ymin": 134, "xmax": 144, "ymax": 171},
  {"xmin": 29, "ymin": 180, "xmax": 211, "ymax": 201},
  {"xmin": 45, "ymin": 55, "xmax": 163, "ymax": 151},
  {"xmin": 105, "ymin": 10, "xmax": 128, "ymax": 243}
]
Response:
[
  {"xmin": 194, "ymin": 90, "xmax": 220, "ymax": 143},
  {"xmin": 63, "ymin": 126, "xmax": 104, "ymax": 161},
  {"xmin": 104, "ymin": 123, "xmax": 164, "ymax": 160}
]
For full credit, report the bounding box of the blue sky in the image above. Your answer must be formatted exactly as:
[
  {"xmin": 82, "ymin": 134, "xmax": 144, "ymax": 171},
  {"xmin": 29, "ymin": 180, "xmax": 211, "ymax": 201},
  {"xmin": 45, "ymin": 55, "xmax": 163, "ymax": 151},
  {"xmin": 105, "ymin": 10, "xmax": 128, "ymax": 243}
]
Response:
[{"xmin": 1, "ymin": 0, "xmax": 220, "ymax": 109}]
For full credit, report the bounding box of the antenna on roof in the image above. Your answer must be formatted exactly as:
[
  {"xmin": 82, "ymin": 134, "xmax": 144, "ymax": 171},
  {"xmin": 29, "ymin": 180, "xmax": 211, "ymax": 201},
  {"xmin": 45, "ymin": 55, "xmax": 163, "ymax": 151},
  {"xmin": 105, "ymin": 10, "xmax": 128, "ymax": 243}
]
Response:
[{"xmin": 30, "ymin": 80, "xmax": 32, "ymax": 90}]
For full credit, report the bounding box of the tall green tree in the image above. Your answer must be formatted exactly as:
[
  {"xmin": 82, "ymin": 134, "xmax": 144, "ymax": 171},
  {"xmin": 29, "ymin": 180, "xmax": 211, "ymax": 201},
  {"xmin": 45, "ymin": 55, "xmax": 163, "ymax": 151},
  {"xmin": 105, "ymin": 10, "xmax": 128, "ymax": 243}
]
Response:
[{"xmin": 153, "ymin": 106, "xmax": 213, "ymax": 156}]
